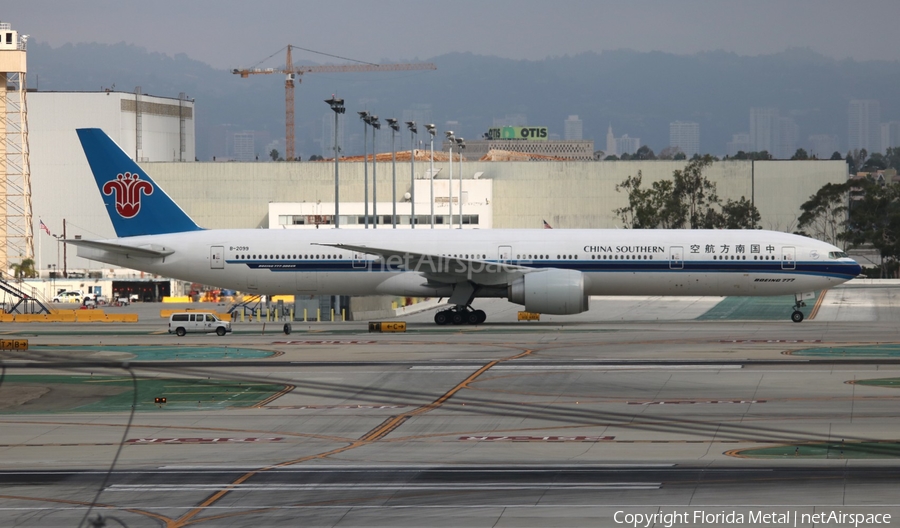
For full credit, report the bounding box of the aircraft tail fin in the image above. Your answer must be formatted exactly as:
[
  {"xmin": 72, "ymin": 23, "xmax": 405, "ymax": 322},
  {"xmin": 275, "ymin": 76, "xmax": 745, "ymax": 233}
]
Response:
[{"xmin": 76, "ymin": 128, "xmax": 202, "ymax": 237}]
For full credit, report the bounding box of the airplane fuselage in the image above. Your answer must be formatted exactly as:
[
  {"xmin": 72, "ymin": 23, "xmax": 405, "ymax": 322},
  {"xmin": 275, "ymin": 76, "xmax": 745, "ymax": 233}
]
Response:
[{"xmin": 75, "ymin": 228, "xmax": 860, "ymax": 299}]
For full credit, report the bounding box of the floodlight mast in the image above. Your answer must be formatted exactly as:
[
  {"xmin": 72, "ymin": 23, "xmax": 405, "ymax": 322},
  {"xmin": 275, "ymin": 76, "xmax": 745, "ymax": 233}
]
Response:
[
  {"xmin": 358, "ymin": 111, "xmax": 370, "ymax": 228},
  {"xmin": 326, "ymin": 96, "xmax": 345, "ymax": 227},
  {"xmin": 455, "ymin": 137, "xmax": 465, "ymax": 229},
  {"xmin": 368, "ymin": 116, "xmax": 380, "ymax": 228},
  {"xmin": 387, "ymin": 118, "xmax": 400, "ymax": 228},
  {"xmin": 445, "ymin": 131, "xmax": 455, "ymax": 229},
  {"xmin": 426, "ymin": 124, "xmax": 436, "ymax": 228},
  {"xmin": 406, "ymin": 121, "xmax": 418, "ymax": 228}
]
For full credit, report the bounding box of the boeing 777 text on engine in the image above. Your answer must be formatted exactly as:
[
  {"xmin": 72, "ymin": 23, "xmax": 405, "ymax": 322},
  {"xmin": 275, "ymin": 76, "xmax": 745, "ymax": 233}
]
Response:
[{"xmin": 69, "ymin": 128, "xmax": 861, "ymax": 325}]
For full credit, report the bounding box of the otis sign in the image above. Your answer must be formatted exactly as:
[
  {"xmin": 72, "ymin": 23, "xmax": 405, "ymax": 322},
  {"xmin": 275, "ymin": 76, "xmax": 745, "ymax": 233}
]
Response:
[
  {"xmin": 486, "ymin": 126, "xmax": 548, "ymax": 141},
  {"xmin": 103, "ymin": 172, "xmax": 153, "ymax": 218}
]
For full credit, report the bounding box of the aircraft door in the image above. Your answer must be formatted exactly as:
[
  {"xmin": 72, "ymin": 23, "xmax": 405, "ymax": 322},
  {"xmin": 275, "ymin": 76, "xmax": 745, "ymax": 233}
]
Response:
[
  {"xmin": 498, "ymin": 245, "xmax": 512, "ymax": 263},
  {"xmin": 352, "ymin": 252, "xmax": 367, "ymax": 269},
  {"xmin": 669, "ymin": 246, "xmax": 684, "ymax": 270},
  {"xmin": 782, "ymin": 246, "xmax": 796, "ymax": 270},
  {"xmin": 210, "ymin": 246, "xmax": 224, "ymax": 269}
]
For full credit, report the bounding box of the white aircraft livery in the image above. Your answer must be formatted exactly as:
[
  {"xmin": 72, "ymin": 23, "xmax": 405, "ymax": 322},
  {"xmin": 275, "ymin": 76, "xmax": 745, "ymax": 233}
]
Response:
[{"xmin": 71, "ymin": 128, "xmax": 861, "ymax": 325}]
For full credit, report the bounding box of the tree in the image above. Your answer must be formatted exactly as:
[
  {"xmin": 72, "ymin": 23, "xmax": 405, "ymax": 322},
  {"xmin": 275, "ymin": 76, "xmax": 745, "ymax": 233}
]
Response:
[
  {"xmin": 732, "ymin": 150, "xmax": 771, "ymax": 161},
  {"xmin": 721, "ymin": 197, "xmax": 761, "ymax": 229},
  {"xmin": 841, "ymin": 178, "xmax": 900, "ymax": 277},
  {"xmin": 657, "ymin": 146, "xmax": 683, "ymax": 160},
  {"xmin": 845, "ymin": 151, "xmax": 857, "ymax": 174},
  {"xmin": 10, "ymin": 258, "xmax": 36, "ymax": 282},
  {"xmin": 604, "ymin": 155, "xmax": 619, "ymax": 161},
  {"xmin": 672, "ymin": 155, "xmax": 720, "ymax": 229},
  {"xmin": 269, "ymin": 149, "xmax": 280, "ymax": 162},
  {"xmin": 830, "ymin": 151, "xmax": 843, "ymax": 161},
  {"xmin": 614, "ymin": 171, "xmax": 683, "ymax": 229},
  {"xmin": 791, "ymin": 148, "xmax": 809, "ymax": 160},
  {"xmin": 614, "ymin": 155, "xmax": 760, "ymax": 229},
  {"xmin": 847, "ymin": 149, "xmax": 868, "ymax": 174},
  {"xmin": 886, "ymin": 147, "xmax": 900, "ymax": 172},
  {"xmin": 633, "ymin": 145, "xmax": 656, "ymax": 160},
  {"xmin": 796, "ymin": 181, "xmax": 851, "ymax": 248},
  {"xmin": 862, "ymin": 153, "xmax": 887, "ymax": 171}
]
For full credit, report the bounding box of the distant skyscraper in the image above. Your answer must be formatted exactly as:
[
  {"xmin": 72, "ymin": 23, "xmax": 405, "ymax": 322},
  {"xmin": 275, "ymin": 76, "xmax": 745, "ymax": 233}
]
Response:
[
  {"xmin": 881, "ymin": 121, "xmax": 900, "ymax": 153},
  {"xmin": 615, "ymin": 135, "xmax": 640, "ymax": 156},
  {"xmin": 750, "ymin": 107, "xmax": 779, "ymax": 153},
  {"xmin": 232, "ymin": 131, "xmax": 255, "ymax": 161},
  {"xmin": 564, "ymin": 115, "xmax": 583, "ymax": 141},
  {"xmin": 773, "ymin": 116, "xmax": 799, "ymax": 159},
  {"xmin": 606, "ymin": 125, "xmax": 616, "ymax": 156},
  {"xmin": 669, "ymin": 121, "xmax": 700, "ymax": 157},
  {"xmin": 808, "ymin": 134, "xmax": 839, "ymax": 159},
  {"xmin": 726, "ymin": 133, "xmax": 751, "ymax": 157},
  {"xmin": 848, "ymin": 99, "xmax": 880, "ymax": 153}
]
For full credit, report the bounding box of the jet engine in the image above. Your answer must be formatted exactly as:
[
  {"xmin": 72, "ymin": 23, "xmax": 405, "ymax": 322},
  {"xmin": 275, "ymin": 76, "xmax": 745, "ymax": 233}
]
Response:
[{"xmin": 508, "ymin": 269, "xmax": 589, "ymax": 315}]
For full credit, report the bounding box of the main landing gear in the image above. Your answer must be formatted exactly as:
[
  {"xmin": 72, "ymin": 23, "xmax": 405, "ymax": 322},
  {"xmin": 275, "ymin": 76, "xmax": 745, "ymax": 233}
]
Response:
[
  {"xmin": 791, "ymin": 298, "xmax": 807, "ymax": 323},
  {"xmin": 434, "ymin": 306, "xmax": 486, "ymax": 325}
]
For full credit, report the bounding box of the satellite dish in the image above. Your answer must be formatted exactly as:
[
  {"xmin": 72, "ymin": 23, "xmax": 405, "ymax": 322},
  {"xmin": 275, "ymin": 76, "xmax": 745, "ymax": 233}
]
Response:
[{"xmin": 403, "ymin": 192, "xmax": 411, "ymax": 201}]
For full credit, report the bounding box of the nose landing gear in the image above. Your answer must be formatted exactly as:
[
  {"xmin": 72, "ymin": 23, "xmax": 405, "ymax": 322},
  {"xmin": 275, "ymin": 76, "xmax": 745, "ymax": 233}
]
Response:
[
  {"xmin": 434, "ymin": 306, "xmax": 486, "ymax": 325},
  {"xmin": 791, "ymin": 293, "xmax": 808, "ymax": 323}
]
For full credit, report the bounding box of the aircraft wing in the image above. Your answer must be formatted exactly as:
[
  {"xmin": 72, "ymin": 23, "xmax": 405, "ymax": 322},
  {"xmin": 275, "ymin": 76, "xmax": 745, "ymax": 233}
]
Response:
[
  {"xmin": 316, "ymin": 243, "xmax": 536, "ymax": 285},
  {"xmin": 64, "ymin": 239, "xmax": 175, "ymax": 259}
]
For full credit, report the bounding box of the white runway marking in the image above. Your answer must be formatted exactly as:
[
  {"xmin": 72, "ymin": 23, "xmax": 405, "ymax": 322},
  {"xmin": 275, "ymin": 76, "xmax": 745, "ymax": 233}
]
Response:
[{"xmin": 410, "ymin": 365, "xmax": 742, "ymax": 370}]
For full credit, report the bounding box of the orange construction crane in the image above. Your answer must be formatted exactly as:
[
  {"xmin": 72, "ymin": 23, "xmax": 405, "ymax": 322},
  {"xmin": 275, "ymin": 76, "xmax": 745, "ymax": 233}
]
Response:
[{"xmin": 233, "ymin": 45, "xmax": 436, "ymax": 160}]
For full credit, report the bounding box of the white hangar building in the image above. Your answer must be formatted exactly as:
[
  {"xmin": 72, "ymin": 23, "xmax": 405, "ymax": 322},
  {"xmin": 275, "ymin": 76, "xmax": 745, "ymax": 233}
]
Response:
[{"xmin": 28, "ymin": 90, "xmax": 194, "ymax": 271}]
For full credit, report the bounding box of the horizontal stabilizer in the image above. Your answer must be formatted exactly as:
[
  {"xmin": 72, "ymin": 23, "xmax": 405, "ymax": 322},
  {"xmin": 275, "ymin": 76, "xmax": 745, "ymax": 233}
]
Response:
[{"xmin": 64, "ymin": 239, "xmax": 174, "ymax": 258}]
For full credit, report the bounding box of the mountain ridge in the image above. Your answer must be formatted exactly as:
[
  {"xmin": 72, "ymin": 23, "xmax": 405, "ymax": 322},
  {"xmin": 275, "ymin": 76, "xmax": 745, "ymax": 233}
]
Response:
[{"xmin": 25, "ymin": 42, "xmax": 900, "ymax": 160}]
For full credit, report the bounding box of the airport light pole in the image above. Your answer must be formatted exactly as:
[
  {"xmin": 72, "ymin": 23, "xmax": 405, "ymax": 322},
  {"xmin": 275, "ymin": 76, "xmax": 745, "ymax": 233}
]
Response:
[
  {"xmin": 426, "ymin": 124, "xmax": 436, "ymax": 228},
  {"xmin": 366, "ymin": 115, "xmax": 381, "ymax": 228},
  {"xmin": 386, "ymin": 118, "xmax": 399, "ymax": 228},
  {"xmin": 445, "ymin": 131, "xmax": 455, "ymax": 229},
  {"xmin": 455, "ymin": 137, "xmax": 465, "ymax": 229},
  {"xmin": 358, "ymin": 111, "xmax": 370, "ymax": 228},
  {"xmin": 326, "ymin": 96, "xmax": 345, "ymax": 228},
  {"xmin": 405, "ymin": 121, "xmax": 418, "ymax": 228}
]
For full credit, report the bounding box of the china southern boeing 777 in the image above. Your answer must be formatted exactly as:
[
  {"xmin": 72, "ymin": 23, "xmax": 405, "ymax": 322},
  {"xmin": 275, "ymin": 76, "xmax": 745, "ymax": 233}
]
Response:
[{"xmin": 69, "ymin": 128, "xmax": 861, "ymax": 324}]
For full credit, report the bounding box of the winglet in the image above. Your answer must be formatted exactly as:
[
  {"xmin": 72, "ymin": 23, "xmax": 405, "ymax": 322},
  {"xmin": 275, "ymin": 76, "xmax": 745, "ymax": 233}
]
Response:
[{"xmin": 76, "ymin": 128, "xmax": 202, "ymax": 237}]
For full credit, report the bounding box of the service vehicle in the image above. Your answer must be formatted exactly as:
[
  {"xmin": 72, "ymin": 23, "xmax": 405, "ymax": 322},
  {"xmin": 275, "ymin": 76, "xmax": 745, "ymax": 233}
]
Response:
[
  {"xmin": 52, "ymin": 290, "xmax": 83, "ymax": 303},
  {"xmin": 168, "ymin": 312, "xmax": 232, "ymax": 336}
]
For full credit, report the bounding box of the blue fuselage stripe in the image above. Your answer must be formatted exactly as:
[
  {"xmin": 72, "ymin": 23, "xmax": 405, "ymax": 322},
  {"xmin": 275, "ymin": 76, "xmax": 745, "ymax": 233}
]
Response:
[{"xmin": 225, "ymin": 259, "xmax": 860, "ymax": 280}]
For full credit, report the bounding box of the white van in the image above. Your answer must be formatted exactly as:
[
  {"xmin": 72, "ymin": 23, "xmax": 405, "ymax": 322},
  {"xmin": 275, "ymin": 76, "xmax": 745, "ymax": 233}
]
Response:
[{"xmin": 168, "ymin": 312, "xmax": 232, "ymax": 336}]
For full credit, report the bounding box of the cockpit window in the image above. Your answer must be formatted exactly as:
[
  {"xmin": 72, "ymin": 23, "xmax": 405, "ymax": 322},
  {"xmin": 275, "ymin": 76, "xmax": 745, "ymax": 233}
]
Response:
[{"xmin": 828, "ymin": 251, "xmax": 849, "ymax": 259}]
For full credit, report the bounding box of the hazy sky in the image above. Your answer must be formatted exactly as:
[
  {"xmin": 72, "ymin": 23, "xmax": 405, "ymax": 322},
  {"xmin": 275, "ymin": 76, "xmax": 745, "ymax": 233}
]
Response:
[{"xmin": 5, "ymin": 0, "xmax": 900, "ymax": 68}]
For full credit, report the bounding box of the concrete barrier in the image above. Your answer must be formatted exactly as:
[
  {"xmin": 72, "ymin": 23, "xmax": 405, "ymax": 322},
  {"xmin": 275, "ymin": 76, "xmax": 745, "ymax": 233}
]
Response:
[{"xmin": 0, "ymin": 309, "xmax": 138, "ymax": 323}]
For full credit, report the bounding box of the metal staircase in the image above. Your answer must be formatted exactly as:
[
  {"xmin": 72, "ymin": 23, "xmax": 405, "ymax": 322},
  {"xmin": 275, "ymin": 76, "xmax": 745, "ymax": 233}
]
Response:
[{"xmin": 0, "ymin": 277, "xmax": 51, "ymax": 314}]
